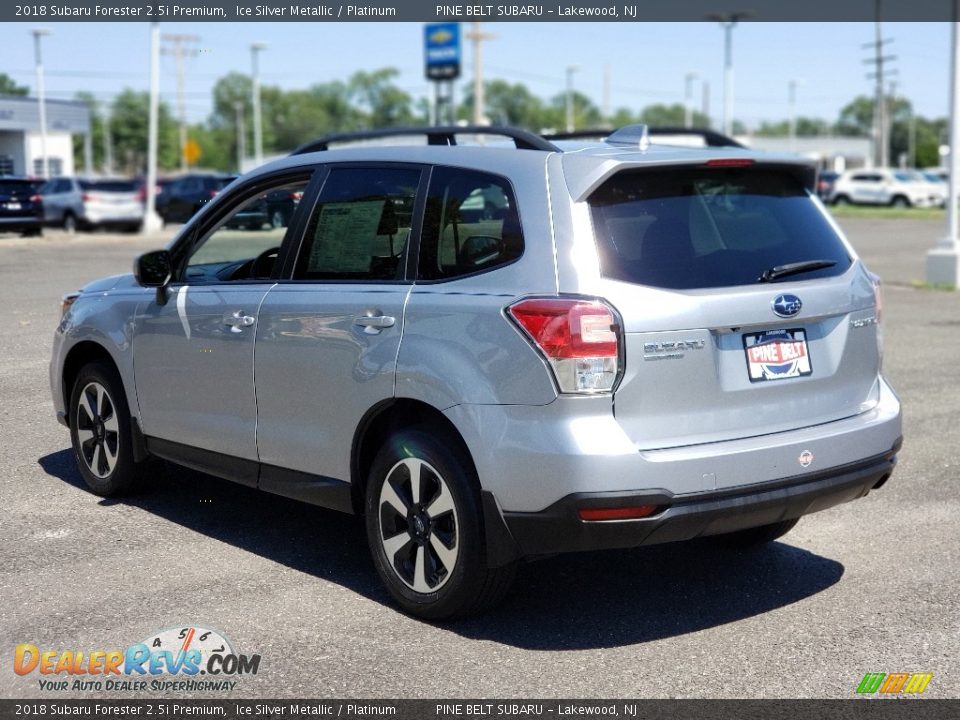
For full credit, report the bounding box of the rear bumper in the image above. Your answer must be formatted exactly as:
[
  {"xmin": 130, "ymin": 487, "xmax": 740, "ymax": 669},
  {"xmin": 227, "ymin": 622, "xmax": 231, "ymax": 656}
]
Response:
[
  {"xmin": 494, "ymin": 439, "xmax": 900, "ymax": 558},
  {"xmin": 0, "ymin": 215, "xmax": 41, "ymax": 231}
]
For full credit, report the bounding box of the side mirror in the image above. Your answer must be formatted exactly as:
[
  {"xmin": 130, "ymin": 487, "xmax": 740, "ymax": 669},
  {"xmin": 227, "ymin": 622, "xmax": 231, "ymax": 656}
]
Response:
[{"xmin": 134, "ymin": 250, "xmax": 172, "ymax": 305}]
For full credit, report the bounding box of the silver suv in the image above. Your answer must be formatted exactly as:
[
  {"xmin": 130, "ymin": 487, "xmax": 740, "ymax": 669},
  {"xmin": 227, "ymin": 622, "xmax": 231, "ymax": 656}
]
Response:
[{"xmin": 50, "ymin": 125, "xmax": 902, "ymax": 619}]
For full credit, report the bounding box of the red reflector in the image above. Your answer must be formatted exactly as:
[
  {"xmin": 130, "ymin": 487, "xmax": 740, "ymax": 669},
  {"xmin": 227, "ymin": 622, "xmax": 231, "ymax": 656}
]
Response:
[
  {"xmin": 508, "ymin": 298, "xmax": 617, "ymax": 359},
  {"xmin": 705, "ymin": 158, "xmax": 755, "ymax": 168},
  {"xmin": 578, "ymin": 505, "xmax": 659, "ymax": 521}
]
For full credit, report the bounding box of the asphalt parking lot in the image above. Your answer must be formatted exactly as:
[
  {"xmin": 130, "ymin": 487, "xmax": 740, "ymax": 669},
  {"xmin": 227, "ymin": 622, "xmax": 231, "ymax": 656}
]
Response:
[{"xmin": 1, "ymin": 218, "xmax": 958, "ymax": 699}]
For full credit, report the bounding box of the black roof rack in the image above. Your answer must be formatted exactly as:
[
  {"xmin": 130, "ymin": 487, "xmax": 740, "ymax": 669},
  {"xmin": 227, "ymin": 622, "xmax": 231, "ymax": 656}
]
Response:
[
  {"xmin": 543, "ymin": 126, "xmax": 744, "ymax": 149},
  {"xmin": 291, "ymin": 125, "xmax": 560, "ymax": 155}
]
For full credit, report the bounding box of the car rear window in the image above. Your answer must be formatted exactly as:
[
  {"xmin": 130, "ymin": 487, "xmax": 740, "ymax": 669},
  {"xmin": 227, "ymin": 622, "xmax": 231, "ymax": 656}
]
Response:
[
  {"xmin": 0, "ymin": 180, "xmax": 35, "ymax": 194},
  {"xmin": 79, "ymin": 180, "xmax": 138, "ymax": 192},
  {"xmin": 589, "ymin": 167, "xmax": 852, "ymax": 290}
]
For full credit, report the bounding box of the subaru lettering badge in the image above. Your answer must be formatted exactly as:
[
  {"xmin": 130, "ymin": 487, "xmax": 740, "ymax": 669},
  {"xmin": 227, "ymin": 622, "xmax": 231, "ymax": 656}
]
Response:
[{"xmin": 772, "ymin": 294, "xmax": 802, "ymax": 318}]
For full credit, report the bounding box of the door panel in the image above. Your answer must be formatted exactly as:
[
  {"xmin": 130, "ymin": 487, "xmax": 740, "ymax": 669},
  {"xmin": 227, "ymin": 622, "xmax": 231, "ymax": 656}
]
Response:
[
  {"xmin": 254, "ymin": 285, "xmax": 409, "ymax": 481},
  {"xmin": 134, "ymin": 284, "xmax": 271, "ymax": 472}
]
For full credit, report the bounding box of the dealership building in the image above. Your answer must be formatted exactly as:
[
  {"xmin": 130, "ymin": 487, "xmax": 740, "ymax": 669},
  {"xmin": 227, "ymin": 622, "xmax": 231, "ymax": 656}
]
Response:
[{"xmin": 0, "ymin": 95, "xmax": 91, "ymax": 177}]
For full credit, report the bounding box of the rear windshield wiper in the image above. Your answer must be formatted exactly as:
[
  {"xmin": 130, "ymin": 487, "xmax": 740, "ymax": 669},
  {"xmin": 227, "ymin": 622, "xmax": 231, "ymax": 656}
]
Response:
[{"xmin": 758, "ymin": 259, "xmax": 837, "ymax": 283}]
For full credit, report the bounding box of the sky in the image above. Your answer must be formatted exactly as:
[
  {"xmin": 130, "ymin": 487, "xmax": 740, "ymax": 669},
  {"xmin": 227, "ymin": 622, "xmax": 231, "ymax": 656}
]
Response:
[{"xmin": 0, "ymin": 22, "xmax": 950, "ymax": 128}]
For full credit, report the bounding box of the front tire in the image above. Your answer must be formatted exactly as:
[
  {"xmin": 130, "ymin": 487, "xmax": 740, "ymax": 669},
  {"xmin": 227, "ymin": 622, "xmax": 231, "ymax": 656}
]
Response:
[
  {"xmin": 365, "ymin": 429, "xmax": 515, "ymax": 619},
  {"xmin": 890, "ymin": 195, "xmax": 911, "ymax": 208},
  {"xmin": 68, "ymin": 362, "xmax": 141, "ymax": 497}
]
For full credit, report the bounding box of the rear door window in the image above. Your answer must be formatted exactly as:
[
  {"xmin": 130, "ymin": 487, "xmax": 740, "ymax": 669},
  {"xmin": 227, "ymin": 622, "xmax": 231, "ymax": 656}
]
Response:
[
  {"xmin": 294, "ymin": 166, "xmax": 422, "ymax": 281},
  {"xmin": 589, "ymin": 167, "xmax": 851, "ymax": 290}
]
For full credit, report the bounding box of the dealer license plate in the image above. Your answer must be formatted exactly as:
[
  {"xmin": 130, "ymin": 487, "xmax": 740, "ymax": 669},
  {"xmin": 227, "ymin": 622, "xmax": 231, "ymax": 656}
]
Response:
[{"xmin": 743, "ymin": 328, "xmax": 812, "ymax": 382}]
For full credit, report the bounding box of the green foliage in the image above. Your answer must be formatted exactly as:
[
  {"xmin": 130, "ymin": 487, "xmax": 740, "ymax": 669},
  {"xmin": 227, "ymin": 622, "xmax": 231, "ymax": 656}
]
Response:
[{"xmin": 0, "ymin": 73, "xmax": 29, "ymax": 96}]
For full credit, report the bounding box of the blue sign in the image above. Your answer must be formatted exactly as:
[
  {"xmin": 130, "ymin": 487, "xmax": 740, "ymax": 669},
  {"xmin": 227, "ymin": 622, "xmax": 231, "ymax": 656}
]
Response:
[{"xmin": 424, "ymin": 23, "xmax": 461, "ymax": 81}]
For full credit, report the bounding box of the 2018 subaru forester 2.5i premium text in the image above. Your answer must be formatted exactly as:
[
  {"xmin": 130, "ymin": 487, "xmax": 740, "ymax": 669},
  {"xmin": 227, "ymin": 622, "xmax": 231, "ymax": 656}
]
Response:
[{"xmin": 50, "ymin": 125, "xmax": 902, "ymax": 619}]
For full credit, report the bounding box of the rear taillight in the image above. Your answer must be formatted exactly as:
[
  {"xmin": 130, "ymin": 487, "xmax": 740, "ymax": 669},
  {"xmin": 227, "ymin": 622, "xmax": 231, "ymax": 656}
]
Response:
[
  {"xmin": 81, "ymin": 193, "xmax": 92, "ymax": 202},
  {"xmin": 29, "ymin": 194, "xmax": 41, "ymax": 204},
  {"xmin": 507, "ymin": 297, "xmax": 621, "ymax": 394}
]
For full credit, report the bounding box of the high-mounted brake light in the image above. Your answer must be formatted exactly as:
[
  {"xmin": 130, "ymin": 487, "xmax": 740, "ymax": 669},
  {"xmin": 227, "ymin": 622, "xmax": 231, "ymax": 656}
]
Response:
[
  {"xmin": 704, "ymin": 158, "xmax": 755, "ymax": 168},
  {"xmin": 507, "ymin": 297, "xmax": 621, "ymax": 394}
]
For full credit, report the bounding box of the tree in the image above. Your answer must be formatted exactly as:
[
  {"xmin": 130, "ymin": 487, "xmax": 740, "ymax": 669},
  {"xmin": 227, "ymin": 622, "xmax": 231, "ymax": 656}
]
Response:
[
  {"xmin": 638, "ymin": 103, "xmax": 709, "ymax": 128},
  {"xmin": 71, "ymin": 92, "xmax": 105, "ymax": 173},
  {"xmin": 108, "ymin": 89, "xmax": 178, "ymax": 174},
  {"xmin": 348, "ymin": 69, "xmax": 414, "ymax": 128},
  {"xmin": 461, "ymin": 79, "xmax": 545, "ymax": 129},
  {"xmin": 0, "ymin": 73, "xmax": 28, "ymax": 96}
]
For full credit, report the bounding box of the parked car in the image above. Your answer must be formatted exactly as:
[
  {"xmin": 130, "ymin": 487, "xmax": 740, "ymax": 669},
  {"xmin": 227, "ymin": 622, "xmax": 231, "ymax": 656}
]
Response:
[
  {"xmin": 224, "ymin": 187, "xmax": 303, "ymax": 230},
  {"xmin": 40, "ymin": 177, "xmax": 144, "ymax": 233},
  {"xmin": 51, "ymin": 125, "xmax": 901, "ymax": 619},
  {"xmin": 0, "ymin": 177, "xmax": 44, "ymax": 236},
  {"xmin": 155, "ymin": 174, "xmax": 236, "ymax": 225},
  {"xmin": 829, "ymin": 168, "xmax": 943, "ymax": 208},
  {"xmin": 816, "ymin": 170, "xmax": 839, "ymax": 201}
]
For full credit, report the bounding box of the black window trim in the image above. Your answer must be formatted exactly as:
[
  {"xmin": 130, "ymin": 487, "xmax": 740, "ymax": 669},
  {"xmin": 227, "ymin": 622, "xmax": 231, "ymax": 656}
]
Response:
[
  {"xmin": 283, "ymin": 161, "xmax": 429, "ymax": 286},
  {"xmin": 411, "ymin": 163, "xmax": 527, "ymax": 285},
  {"xmin": 169, "ymin": 167, "xmax": 321, "ymax": 286}
]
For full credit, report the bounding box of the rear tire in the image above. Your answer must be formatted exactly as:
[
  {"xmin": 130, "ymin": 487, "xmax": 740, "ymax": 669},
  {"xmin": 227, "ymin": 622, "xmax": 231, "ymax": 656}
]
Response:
[
  {"xmin": 63, "ymin": 213, "xmax": 77, "ymax": 234},
  {"xmin": 68, "ymin": 362, "xmax": 143, "ymax": 497},
  {"xmin": 711, "ymin": 518, "xmax": 800, "ymax": 548},
  {"xmin": 832, "ymin": 195, "xmax": 851, "ymax": 206},
  {"xmin": 365, "ymin": 428, "xmax": 515, "ymax": 619}
]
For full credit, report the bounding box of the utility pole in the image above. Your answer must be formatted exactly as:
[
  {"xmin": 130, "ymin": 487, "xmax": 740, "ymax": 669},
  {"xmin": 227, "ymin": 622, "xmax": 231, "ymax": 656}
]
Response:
[
  {"xmin": 234, "ymin": 101, "xmax": 246, "ymax": 173},
  {"xmin": 701, "ymin": 80, "xmax": 711, "ymax": 129},
  {"xmin": 104, "ymin": 107, "xmax": 114, "ymax": 175},
  {"xmin": 565, "ymin": 65, "xmax": 579, "ymax": 133},
  {"xmin": 602, "ymin": 64, "xmax": 611, "ymax": 127},
  {"xmin": 465, "ymin": 22, "xmax": 495, "ymax": 125},
  {"xmin": 143, "ymin": 22, "xmax": 162, "ymax": 234},
  {"xmin": 788, "ymin": 79, "xmax": 803, "ymax": 150},
  {"xmin": 161, "ymin": 33, "xmax": 200, "ymax": 172},
  {"xmin": 863, "ymin": 0, "xmax": 897, "ymax": 167},
  {"xmin": 684, "ymin": 72, "xmax": 698, "ymax": 128},
  {"xmin": 707, "ymin": 11, "xmax": 751, "ymax": 137},
  {"xmin": 250, "ymin": 42, "xmax": 266, "ymax": 167}
]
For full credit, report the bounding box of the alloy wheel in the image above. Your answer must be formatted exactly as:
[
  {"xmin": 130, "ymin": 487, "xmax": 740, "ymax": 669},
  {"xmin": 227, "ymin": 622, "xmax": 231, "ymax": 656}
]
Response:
[
  {"xmin": 75, "ymin": 381, "xmax": 120, "ymax": 479},
  {"xmin": 378, "ymin": 458, "xmax": 459, "ymax": 593}
]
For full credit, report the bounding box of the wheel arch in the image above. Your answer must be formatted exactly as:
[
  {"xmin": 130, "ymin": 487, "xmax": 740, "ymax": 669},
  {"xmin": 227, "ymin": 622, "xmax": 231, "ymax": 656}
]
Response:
[
  {"xmin": 61, "ymin": 341, "xmax": 149, "ymax": 462},
  {"xmin": 350, "ymin": 398, "xmax": 477, "ymax": 516}
]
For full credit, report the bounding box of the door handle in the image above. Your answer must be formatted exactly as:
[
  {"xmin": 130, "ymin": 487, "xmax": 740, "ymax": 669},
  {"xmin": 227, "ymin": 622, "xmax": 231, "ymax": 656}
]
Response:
[
  {"xmin": 223, "ymin": 310, "xmax": 256, "ymax": 332},
  {"xmin": 354, "ymin": 313, "xmax": 396, "ymax": 334}
]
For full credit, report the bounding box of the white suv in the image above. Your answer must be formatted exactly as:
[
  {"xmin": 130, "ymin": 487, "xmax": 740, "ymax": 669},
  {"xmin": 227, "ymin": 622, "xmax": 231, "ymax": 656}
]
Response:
[{"xmin": 830, "ymin": 168, "xmax": 944, "ymax": 208}]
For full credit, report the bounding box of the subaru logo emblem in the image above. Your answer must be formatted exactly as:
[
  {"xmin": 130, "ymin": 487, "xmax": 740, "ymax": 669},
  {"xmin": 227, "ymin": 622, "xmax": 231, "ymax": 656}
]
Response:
[{"xmin": 772, "ymin": 294, "xmax": 802, "ymax": 318}]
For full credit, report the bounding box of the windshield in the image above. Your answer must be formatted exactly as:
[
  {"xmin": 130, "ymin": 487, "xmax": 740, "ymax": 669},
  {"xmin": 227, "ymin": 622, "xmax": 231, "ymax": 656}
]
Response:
[{"xmin": 589, "ymin": 167, "xmax": 852, "ymax": 290}]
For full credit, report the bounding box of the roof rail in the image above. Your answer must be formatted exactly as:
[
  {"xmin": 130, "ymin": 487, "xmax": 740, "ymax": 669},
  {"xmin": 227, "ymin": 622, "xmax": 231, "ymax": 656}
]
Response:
[
  {"xmin": 291, "ymin": 125, "xmax": 560, "ymax": 155},
  {"xmin": 543, "ymin": 126, "xmax": 745, "ymax": 149}
]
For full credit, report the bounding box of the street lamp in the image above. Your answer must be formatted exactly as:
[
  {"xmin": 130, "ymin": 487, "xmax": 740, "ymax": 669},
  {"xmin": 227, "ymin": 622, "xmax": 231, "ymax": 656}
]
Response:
[
  {"xmin": 31, "ymin": 28, "xmax": 51, "ymax": 179},
  {"xmin": 788, "ymin": 79, "xmax": 804, "ymax": 149},
  {"xmin": 707, "ymin": 11, "xmax": 751, "ymax": 137},
  {"xmin": 565, "ymin": 65, "xmax": 579, "ymax": 134},
  {"xmin": 250, "ymin": 42, "xmax": 267, "ymax": 167},
  {"xmin": 684, "ymin": 71, "xmax": 699, "ymax": 128}
]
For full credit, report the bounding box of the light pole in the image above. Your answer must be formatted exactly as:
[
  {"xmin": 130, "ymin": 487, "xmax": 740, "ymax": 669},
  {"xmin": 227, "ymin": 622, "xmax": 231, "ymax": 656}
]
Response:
[
  {"xmin": 234, "ymin": 101, "xmax": 246, "ymax": 173},
  {"xmin": 31, "ymin": 28, "xmax": 51, "ymax": 178},
  {"xmin": 708, "ymin": 12, "xmax": 751, "ymax": 137},
  {"xmin": 926, "ymin": 6, "xmax": 960, "ymax": 287},
  {"xmin": 465, "ymin": 23, "xmax": 495, "ymax": 126},
  {"xmin": 684, "ymin": 71, "xmax": 699, "ymax": 128},
  {"xmin": 565, "ymin": 65, "xmax": 579, "ymax": 134},
  {"xmin": 143, "ymin": 22, "xmax": 162, "ymax": 234},
  {"xmin": 250, "ymin": 42, "xmax": 266, "ymax": 167}
]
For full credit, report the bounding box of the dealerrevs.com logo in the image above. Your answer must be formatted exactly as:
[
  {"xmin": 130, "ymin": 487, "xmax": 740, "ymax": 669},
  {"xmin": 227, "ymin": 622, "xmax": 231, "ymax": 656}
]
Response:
[{"xmin": 14, "ymin": 626, "xmax": 261, "ymax": 693}]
